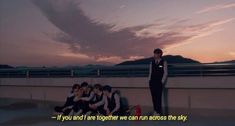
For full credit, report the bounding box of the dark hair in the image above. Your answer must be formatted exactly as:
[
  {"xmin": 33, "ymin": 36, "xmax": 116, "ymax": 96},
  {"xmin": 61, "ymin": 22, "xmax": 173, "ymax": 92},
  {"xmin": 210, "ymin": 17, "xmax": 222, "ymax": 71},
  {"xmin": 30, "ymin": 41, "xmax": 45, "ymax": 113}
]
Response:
[
  {"xmin": 153, "ymin": 48, "xmax": 163, "ymax": 57},
  {"xmin": 71, "ymin": 84, "xmax": 80, "ymax": 93},
  {"xmin": 103, "ymin": 85, "xmax": 112, "ymax": 93},
  {"xmin": 81, "ymin": 82, "xmax": 88, "ymax": 87},
  {"xmin": 88, "ymin": 85, "xmax": 93, "ymax": 90},
  {"xmin": 94, "ymin": 84, "xmax": 103, "ymax": 91}
]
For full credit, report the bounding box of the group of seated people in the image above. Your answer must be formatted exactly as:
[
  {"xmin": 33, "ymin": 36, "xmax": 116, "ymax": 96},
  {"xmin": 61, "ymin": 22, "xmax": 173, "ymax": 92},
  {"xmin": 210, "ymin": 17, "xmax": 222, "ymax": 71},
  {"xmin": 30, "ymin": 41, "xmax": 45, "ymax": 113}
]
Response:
[{"xmin": 54, "ymin": 82, "xmax": 122, "ymax": 116}]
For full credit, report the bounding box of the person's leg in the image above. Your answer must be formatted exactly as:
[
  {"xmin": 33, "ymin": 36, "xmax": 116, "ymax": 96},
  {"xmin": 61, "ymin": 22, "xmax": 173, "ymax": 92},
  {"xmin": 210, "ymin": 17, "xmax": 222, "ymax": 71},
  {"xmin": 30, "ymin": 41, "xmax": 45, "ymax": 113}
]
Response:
[
  {"xmin": 112, "ymin": 111, "xmax": 120, "ymax": 116},
  {"xmin": 72, "ymin": 101, "xmax": 84, "ymax": 115},
  {"xmin": 73, "ymin": 101, "xmax": 81, "ymax": 113},
  {"xmin": 149, "ymin": 84, "xmax": 158, "ymax": 112},
  {"xmin": 54, "ymin": 106, "xmax": 63, "ymax": 112},
  {"xmin": 63, "ymin": 108, "xmax": 72, "ymax": 115},
  {"xmin": 81, "ymin": 101, "xmax": 90, "ymax": 114},
  {"xmin": 63, "ymin": 97, "xmax": 74, "ymax": 107},
  {"xmin": 156, "ymin": 84, "xmax": 163, "ymax": 115},
  {"xmin": 54, "ymin": 97, "xmax": 74, "ymax": 112},
  {"xmin": 97, "ymin": 106, "xmax": 106, "ymax": 115}
]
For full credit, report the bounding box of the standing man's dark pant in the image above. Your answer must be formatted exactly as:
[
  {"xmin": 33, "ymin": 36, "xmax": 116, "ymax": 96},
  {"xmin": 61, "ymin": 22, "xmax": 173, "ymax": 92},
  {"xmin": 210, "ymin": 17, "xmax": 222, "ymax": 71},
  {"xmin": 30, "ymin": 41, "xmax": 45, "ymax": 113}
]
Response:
[{"xmin": 149, "ymin": 80, "xmax": 163, "ymax": 115}]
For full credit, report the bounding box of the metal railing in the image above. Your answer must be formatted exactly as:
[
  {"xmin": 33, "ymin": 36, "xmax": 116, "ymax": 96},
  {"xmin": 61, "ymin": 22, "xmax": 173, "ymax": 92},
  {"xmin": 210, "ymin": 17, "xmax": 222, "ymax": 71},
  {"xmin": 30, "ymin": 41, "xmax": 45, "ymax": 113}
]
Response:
[{"xmin": 0, "ymin": 63, "xmax": 235, "ymax": 78}]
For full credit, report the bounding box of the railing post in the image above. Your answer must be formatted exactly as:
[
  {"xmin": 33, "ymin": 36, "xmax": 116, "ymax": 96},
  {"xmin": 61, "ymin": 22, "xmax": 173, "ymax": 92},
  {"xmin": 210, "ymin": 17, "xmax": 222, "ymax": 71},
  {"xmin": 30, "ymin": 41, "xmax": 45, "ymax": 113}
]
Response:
[
  {"xmin": 26, "ymin": 70, "xmax": 29, "ymax": 78},
  {"xmin": 97, "ymin": 69, "xmax": 100, "ymax": 76},
  {"xmin": 71, "ymin": 69, "xmax": 74, "ymax": 77},
  {"xmin": 200, "ymin": 65, "xmax": 203, "ymax": 77}
]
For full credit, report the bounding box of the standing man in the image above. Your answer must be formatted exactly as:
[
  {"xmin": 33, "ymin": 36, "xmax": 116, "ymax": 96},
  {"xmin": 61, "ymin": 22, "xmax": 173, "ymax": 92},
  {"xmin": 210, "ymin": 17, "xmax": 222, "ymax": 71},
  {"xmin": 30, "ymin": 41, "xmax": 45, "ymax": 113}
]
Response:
[{"xmin": 149, "ymin": 48, "xmax": 168, "ymax": 115}]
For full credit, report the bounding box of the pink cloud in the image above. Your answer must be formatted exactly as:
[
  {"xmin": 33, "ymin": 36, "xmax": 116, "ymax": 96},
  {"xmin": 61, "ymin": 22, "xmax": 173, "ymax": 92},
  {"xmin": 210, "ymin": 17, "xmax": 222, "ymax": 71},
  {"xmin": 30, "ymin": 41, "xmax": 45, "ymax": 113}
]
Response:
[
  {"xmin": 196, "ymin": 2, "xmax": 235, "ymax": 14},
  {"xmin": 32, "ymin": 0, "xmax": 234, "ymax": 64}
]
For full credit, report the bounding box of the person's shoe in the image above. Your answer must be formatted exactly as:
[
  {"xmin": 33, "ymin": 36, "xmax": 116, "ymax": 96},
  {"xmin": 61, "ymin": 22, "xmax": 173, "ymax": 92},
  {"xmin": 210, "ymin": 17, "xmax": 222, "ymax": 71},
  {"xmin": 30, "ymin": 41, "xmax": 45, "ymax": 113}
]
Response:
[
  {"xmin": 85, "ymin": 111, "xmax": 92, "ymax": 116},
  {"xmin": 153, "ymin": 111, "xmax": 160, "ymax": 116},
  {"xmin": 69, "ymin": 110, "xmax": 74, "ymax": 116},
  {"xmin": 74, "ymin": 110, "xmax": 83, "ymax": 116}
]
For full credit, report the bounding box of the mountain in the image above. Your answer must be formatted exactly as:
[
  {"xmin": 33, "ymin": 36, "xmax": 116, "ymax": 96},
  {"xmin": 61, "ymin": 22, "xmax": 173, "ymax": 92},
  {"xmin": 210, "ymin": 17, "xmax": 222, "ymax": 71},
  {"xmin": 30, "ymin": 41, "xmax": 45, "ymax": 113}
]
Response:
[
  {"xmin": 0, "ymin": 64, "xmax": 14, "ymax": 69},
  {"xmin": 116, "ymin": 55, "xmax": 200, "ymax": 65},
  {"xmin": 213, "ymin": 60, "xmax": 235, "ymax": 64}
]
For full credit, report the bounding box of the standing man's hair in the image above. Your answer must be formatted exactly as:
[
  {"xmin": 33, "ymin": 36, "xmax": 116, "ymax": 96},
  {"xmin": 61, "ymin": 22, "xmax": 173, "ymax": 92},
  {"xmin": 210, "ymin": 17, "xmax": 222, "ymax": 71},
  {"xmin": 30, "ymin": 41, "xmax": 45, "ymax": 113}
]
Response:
[{"xmin": 153, "ymin": 48, "xmax": 163, "ymax": 57}]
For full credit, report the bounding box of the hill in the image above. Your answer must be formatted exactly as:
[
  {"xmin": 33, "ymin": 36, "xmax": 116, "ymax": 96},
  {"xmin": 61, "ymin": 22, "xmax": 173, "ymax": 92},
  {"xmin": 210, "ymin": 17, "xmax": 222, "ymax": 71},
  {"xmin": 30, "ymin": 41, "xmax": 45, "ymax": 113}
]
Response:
[{"xmin": 116, "ymin": 55, "xmax": 200, "ymax": 65}]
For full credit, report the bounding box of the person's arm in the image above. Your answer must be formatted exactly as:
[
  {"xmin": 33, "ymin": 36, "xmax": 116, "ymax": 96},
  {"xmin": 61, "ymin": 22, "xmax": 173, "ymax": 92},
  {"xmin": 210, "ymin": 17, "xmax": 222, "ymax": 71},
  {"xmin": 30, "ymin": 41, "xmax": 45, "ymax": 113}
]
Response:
[
  {"xmin": 162, "ymin": 61, "xmax": 168, "ymax": 84},
  {"xmin": 73, "ymin": 95, "xmax": 80, "ymax": 102},
  {"xmin": 73, "ymin": 90, "xmax": 83, "ymax": 102},
  {"xmin": 103, "ymin": 96, "xmax": 109, "ymax": 113},
  {"xmin": 148, "ymin": 62, "xmax": 152, "ymax": 81},
  {"xmin": 93, "ymin": 95, "xmax": 105, "ymax": 107},
  {"xmin": 67, "ymin": 92, "xmax": 75, "ymax": 98},
  {"xmin": 110, "ymin": 94, "xmax": 120, "ymax": 114},
  {"xmin": 80, "ymin": 92, "xmax": 94, "ymax": 101}
]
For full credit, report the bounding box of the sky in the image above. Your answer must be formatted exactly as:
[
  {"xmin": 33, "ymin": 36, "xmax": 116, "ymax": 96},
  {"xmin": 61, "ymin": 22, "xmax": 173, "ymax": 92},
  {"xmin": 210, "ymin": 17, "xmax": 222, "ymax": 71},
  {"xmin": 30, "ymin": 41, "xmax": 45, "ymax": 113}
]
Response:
[{"xmin": 0, "ymin": 0, "xmax": 235, "ymax": 66}]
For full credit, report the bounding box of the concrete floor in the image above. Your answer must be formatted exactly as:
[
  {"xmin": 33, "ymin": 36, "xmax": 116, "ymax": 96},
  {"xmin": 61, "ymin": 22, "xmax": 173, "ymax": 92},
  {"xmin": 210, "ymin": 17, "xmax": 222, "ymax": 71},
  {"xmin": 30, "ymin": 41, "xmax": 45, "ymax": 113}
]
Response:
[{"xmin": 0, "ymin": 100, "xmax": 235, "ymax": 126}]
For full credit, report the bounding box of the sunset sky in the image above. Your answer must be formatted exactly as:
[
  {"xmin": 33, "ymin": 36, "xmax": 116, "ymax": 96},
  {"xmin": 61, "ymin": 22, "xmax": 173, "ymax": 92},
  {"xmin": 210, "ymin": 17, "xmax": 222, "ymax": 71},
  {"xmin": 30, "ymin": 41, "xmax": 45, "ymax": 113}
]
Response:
[{"xmin": 0, "ymin": 0, "xmax": 235, "ymax": 66}]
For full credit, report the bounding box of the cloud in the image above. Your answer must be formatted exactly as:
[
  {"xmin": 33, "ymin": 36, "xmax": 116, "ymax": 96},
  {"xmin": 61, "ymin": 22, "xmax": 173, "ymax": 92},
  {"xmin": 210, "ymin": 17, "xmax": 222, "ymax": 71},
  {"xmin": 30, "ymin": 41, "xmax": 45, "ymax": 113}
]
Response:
[
  {"xmin": 32, "ymin": 0, "xmax": 234, "ymax": 63},
  {"xmin": 59, "ymin": 52, "xmax": 90, "ymax": 59},
  {"xmin": 196, "ymin": 2, "xmax": 235, "ymax": 14},
  {"xmin": 119, "ymin": 5, "xmax": 126, "ymax": 9},
  {"xmin": 180, "ymin": 18, "xmax": 235, "ymax": 39},
  {"xmin": 229, "ymin": 52, "xmax": 235, "ymax": 58},
  {"xmin": 163, "ymin": 18, "xmax": 235, "ymax": 50}
]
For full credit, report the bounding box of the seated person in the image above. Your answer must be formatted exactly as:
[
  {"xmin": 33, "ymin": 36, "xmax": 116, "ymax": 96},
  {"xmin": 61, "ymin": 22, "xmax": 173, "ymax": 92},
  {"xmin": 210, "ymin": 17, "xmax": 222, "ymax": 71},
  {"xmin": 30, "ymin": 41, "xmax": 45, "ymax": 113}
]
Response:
[
  {"xmin": 62, "ymin": 85, "xmax": 84, "ymax": 115},
  {"xmin": 103, "ymin": 85, "xmax": 121, "ymax": 116},
  {"xmin": 89, "ymin": 84, "xmax": 106, "ymax": 115},
  {"xmin": 71, "ymin": 82, "xmax": 95, "ymax": 115},
  {"xmin": 54, "ymin": 84, "xmax": 80, "ymax": 114},
  {"xmin": 80, "ymin": 85, "xmax": 95, "ymax": 101}
]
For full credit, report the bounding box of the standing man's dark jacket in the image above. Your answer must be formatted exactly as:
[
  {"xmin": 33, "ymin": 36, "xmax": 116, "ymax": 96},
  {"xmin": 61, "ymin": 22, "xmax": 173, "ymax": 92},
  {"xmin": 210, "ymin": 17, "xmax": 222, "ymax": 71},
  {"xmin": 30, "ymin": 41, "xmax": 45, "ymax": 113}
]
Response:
[
  {"xmin": 149, "ymin": 58, "xmax": 168, "ymax": 85},
  {"xmin": 149, "ymin": 58, "xmax": 168, "ymax": 115}
]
